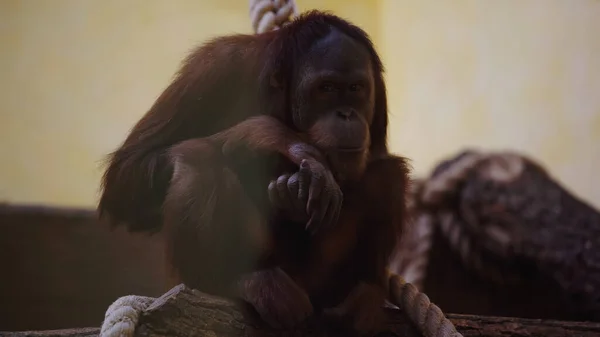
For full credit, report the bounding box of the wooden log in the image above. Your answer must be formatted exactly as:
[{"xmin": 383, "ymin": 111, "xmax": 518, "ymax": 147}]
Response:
[
  {"xmin": 0, "ymin": 327, "xmax": 99, "ymax": 337},
  {"xmin": 7, "ymin": 284, "xmax": 600, "ymax": 337},
  {"xmin": 454, "ymin": 151, "xmax": 600, "ymax": 320}
]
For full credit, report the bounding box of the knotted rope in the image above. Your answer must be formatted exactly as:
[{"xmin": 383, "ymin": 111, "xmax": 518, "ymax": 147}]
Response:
[
  {"xmin": 249, "ymin": 0, "xmax": 298, "ymax": 34},
  {"xmin": 389, "ymin": 275, "xmax": 463, "ymax": 337},
  {"xmin": 100, "ymin": 295, "xmax": 154, "ymax": 337}
]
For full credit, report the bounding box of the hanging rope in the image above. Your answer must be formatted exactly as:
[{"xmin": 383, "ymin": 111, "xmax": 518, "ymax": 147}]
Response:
[
  {"xmin": 386, "ymin": 182, "xmax": 464, "ymax": 337},
  {"xmin": 399, "ymin": 150, "xmax": 527, "ymax": 289},
  {"xmin": 249, "ymin": 0, "xmax": 298, "ymax": 34},
  {"xmin": 388, "ymin": 179, "xmax": 434, "ymax": 290},
  {"xmin": 389, "ymin": 274, "xmax": 463, "ymax": 337}
]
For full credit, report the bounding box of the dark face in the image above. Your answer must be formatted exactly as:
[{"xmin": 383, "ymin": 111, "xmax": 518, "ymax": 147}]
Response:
[{"xmin": 291, "ymin": 29, "xmax": 376, "ymax": 181}]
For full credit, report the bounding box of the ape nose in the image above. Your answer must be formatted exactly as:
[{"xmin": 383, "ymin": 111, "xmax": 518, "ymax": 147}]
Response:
[{"xmin": 336, "ymin": 110, "xmax": 354, "ymax": 119}]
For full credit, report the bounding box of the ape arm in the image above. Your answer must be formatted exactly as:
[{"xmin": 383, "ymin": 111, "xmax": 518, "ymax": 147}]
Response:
[
  {"xmin": 207, "ymin": 115, "xmax": 327, "ymax": 167},
  {"xmin": 168, "ymin": 114, "xmax": 341, "ymax": 235},
  {"xmin": 98, "ymin": 34, "xmax": 271, "ymax": 233},
  {"xmin": 162, "ymin": 116, "xmax": 337, "ymax": 296}
]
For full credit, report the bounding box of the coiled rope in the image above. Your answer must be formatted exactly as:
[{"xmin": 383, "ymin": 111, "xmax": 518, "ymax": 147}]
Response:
[{"xmin": 394, "ymin": 150, "xmax": 527, "ymax": 292}]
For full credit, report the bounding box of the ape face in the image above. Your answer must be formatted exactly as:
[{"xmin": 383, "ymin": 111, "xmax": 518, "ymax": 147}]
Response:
[{"xmin": 290, "ymin": 28, "xmax": 376, "ymax": 181}]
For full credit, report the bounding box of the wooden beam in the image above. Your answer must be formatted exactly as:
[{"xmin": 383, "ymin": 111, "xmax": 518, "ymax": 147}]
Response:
[
  {"xmin": 5, "ymin": 284, "xmax": 600, "ymax": 337},
  {"xmin": 0, "ymin": 203, "xmax": 168, "ymax": 331},
  {"xmin": 0, "ymin": 327, "xmax": 99, "ymax": 337}
]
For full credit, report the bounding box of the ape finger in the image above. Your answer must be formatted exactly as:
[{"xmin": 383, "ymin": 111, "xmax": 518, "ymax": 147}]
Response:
[
  {"xmin": 318, "ymin": 190, "xmax": 334, "ymax": 230},
  {"xmin": 321, "ymin": 196, "xmax": 340, "ymax": 232},
  {"xmin": 287, "ymin": 173, "xmax": 304, "ymax": 213},
  {"xmin": 306, "ymin": 170, "xmax": 324, "ymax": 216},
  {"xmin": 268, "ymin": 180, "xmax": 280, "ymax": 207},
  {"xmin": 331, "ymin": 190, "xmax": 343, "ymax": 226},
  {"xmin": 306, "ymin": 209, "xmax": 323, "ymax": 234},
  {"xmin": 276, "ymin": 174, "xmax": 293, "ymax": 211},
  {"xmin": 297, "ymin": 160, "xmax": 311, "ymax": 203},
  {"xmin": 320, "ymin": 201, "xmax": 335, "ymax": 232},
  {"xmin": 306, "ymin": 196, "xmax": 327, "ymax": 234}
]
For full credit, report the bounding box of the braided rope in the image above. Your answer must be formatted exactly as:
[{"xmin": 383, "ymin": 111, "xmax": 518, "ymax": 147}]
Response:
[
  {"xmin": 400, "ymin": 214, "xmax": 435, "ymax": 289},
  {"xmin": 389, "ymin": 151, "xmax": 485, "ymax": 291},
  {"xmin": 420, "ymin": 152, "xmax": 487, "ymax": 207},
  {"xmin": 389, "ymin": 274, "xmax": 463, "ymax": 337},
  {"xmin": 400, "ymin": 150, "xmax": 528, "ymax": 289},
  {"xmin": 389, "ymin": 179, "xmax": 434, "ymax": 290},
  {"xmin": 249, "ymin": 0, "xmax": 298, "ymax": 34},
  {"xmin": 100, "ymin": 295, "xmax": 155, "ymax": 337},
  {"xmin": 411, "ymin": 152, "xmax": 493, "ymax": 287}
]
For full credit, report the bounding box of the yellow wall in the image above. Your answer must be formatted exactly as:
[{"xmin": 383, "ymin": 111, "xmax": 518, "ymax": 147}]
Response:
[
  {"xmin": 1, "ymin": 0, "xmax": 599, "ymax": 209},
  {"xmin": 379, "ymin": 0, "xmax": 600, "ymax": 207}
]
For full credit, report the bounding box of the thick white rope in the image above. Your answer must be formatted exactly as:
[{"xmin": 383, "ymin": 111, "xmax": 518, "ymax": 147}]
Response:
[
  {"xmin": 390, "ymin": 152, "xmax": 486, "ymax": 293},
  {"xmin": 420, "ymin": 151, "xmax": 488, "ymax": 283},
  {"xmin": 100, "ymin": 295, "xmax": 154, "ymax": 337},
  {"xmin": 249, "ymin": 0, "xmax": 298, "ymax": 34},
  {"xmin": 389, "ymin": 274, "xmax": 463, "ymax": 337},
  {"xmin": 397, "ymin": 150, "xmax": 527, "ymax": 290},
  {"xmin": 389, "ymin": 179, "xmax": 434, "ymax": 290},
  {"xmin": 420, "ymin": 152, "xmax": 487, "ymax": 207},
  {"xmin": 390, "ymin": 152, "xmax": 485, "ymax": 291}
]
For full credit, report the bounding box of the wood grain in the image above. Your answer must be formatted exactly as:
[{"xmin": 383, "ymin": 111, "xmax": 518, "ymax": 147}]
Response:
[{"xmin": 4, "ymin": 285, "xmax": 600, "ymax": 337}]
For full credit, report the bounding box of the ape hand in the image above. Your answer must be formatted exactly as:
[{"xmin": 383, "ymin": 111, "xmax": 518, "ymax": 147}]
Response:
[
  {"xmin": 268, "ymin": 172, "xmax": 309, "ymax": 223},
  {"xmin": 299, "ymin": 159, "xmax": 342, "ymax": 234},
  {"xmin": 268, "ymin": 159, "xmax": 342, "ymax": 234}
]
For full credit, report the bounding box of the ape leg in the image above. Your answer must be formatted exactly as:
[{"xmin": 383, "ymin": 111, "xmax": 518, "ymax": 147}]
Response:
[
  {"xmin": 238, "ymin": 267, "xmax": 314, "ymax": 329},
  {"xmin": 164, "ymin": 139, "xmax": 270, "ymax": 296}
]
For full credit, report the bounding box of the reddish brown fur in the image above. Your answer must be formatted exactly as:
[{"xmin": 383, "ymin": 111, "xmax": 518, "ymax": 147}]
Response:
[{"xmin": 98, "ymin": 10, "xmax": 409, "ymax": 335}]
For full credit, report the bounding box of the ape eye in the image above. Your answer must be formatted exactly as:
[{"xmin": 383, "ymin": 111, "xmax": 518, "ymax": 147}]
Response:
[
  {"xmin": 319, "ymin": 82, "xmax": 336, "ymax": 92},
  {"xmin": 349, "ymin": 83, "xmax": 363, "ymax": 92}
]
